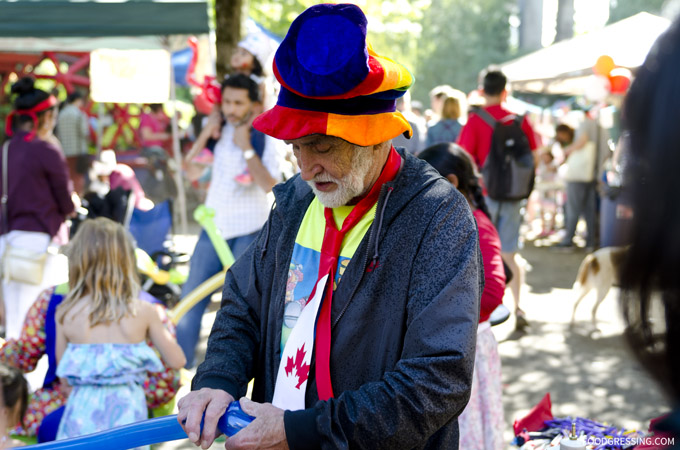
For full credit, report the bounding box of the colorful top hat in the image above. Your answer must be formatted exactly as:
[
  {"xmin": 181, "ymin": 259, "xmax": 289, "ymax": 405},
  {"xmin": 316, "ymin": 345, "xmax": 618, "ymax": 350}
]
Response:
[{"xmin": 253, "ymin": 3, "xmax": 414, "ymax": 147}]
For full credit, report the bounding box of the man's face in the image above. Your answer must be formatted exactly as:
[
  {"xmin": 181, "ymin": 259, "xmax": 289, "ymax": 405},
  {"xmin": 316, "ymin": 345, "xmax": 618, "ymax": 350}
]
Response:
[
  {"xmin": 221, "ymin": 87, "xmax": 254, "ymax": 126},
  {"xmin": 285, "ymin": 135, "xmax": 376, "ymax": 208}
]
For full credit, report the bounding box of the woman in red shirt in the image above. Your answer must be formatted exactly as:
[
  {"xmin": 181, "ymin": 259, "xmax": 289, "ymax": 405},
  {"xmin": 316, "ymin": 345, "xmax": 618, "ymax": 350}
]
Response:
[{"xmin": 420, "ymin": 142, "xmax": 506, "ymax": 450}]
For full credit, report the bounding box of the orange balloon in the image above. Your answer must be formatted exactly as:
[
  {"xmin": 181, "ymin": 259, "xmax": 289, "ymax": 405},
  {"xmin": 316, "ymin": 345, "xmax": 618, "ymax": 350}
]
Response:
[{"xmin": 594, "ymin": 55, "xmax": 616, "ymax": 76}]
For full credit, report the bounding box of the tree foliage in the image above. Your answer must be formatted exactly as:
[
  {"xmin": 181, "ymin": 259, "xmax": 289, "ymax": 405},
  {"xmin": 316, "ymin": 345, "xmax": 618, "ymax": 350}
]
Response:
[
  {"xmin": 215, "ymin": 0, "xmax": 243, "ymax": 78},
  {"xmin": 248, "ymin": 0, "xmax": 313, "ymax": 37},
  {"xmin": 249, "ymin": 0, "xmax": 424, "ymax": 73},
  {"xmin": 608, "ymin": 0, "xmax": 666, "ymax": 24},
  {"xmin": 247, "ymin": 0, "xmax": 517, "ymax": 103},
  {"xmin": 414, "ymin": 0, "xmax": 515, "ymax": 102}
]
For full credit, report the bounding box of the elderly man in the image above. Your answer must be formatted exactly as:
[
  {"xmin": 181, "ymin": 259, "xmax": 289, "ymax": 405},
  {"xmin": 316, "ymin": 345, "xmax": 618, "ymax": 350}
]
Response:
[{"xmin": 178, "ymin": 4, "xmax": 481, "ymax": 449}]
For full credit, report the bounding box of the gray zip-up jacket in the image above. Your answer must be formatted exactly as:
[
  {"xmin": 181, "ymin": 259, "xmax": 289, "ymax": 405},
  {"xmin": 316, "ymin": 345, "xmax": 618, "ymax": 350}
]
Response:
[{"xmin": 193, "ymin": 148, "xmax": 482, "ymax": 449}]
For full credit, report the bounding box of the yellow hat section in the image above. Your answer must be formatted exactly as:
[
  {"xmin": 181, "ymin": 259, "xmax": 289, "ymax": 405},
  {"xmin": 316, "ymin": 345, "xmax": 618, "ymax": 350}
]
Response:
[
  {"xmin": 366, "ymin": 41, "xmax": 414, "ymax": 95},
  {"xmin": 326, "ymin": 110, "xmax": 413, "ymax": 147}
]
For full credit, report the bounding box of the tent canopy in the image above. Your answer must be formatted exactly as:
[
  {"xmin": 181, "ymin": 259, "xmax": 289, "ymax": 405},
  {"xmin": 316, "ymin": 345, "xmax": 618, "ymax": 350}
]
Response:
[
  {"xmin": 0, "ymin": 0, "xmax": 209, "ymax": 38},
  {"xmin": 501, "ymin": 12, "xmax": 671, "ymax": 95}
]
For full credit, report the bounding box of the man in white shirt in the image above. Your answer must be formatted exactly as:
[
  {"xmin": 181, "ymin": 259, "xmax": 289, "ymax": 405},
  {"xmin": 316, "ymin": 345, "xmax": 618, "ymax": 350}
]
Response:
[{"xmin": 178, "ymin": 74, "xmax": 283, "ymax": 367}]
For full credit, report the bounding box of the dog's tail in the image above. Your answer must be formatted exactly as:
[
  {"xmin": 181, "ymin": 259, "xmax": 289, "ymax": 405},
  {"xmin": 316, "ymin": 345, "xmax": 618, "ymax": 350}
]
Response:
[{"xmin": 573, "ymin": 253, "xmax": 600, "ymax": 289}]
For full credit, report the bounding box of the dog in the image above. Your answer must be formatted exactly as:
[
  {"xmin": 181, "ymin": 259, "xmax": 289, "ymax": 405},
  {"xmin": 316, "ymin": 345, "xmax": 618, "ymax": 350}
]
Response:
[{"xmin": 570, "ymin": 246, "xmax": 628, "ymax": 329}]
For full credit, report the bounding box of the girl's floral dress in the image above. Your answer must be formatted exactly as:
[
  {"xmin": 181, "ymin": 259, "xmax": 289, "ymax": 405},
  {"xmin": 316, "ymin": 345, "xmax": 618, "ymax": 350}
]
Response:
[
  {"xmin": 0, "ymin": 286, "xmax": 181, "ymax": 437},
  {"xmin": 55, "ymin": 342, "xmax": 164, "ymax": 450}
]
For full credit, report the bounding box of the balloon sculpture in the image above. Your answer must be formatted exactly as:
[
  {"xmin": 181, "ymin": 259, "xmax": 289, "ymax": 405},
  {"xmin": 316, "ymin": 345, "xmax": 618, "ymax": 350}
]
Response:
[
  {"xmin": 608, "ymin": 67, "xmax": 632, "ymax": 95},
  {"xmin": 593, "ymin": 55, "xmax": 616, "ymax": 77},
  {"xmin": 168, "ymin": 205, "xmax": 234, "ymax": 324},
  {"xmin": 591, "ymin": 55, "xmax": 632, "ymax": 97},
  {"xmin": 17, "ymin": 401, "xmax": 254, "ymax": 449},
  {"xmin": 193, "ymin": 204, "xmax": 235, "ymax": 268},
  {"xmin": 186, "ymin": 37, "xmax": 222, "ymax": 115}
]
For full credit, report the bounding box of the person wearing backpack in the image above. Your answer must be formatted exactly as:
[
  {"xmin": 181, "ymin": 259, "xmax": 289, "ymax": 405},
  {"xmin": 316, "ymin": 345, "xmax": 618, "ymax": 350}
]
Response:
[{"xmin": 458, "ymin": 69, "xmax": 539, "ymax": 332}]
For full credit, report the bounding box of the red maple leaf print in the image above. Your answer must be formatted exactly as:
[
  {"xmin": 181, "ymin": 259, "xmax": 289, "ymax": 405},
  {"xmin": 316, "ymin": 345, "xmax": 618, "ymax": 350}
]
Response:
[
  {"xmin": 285, "ymin": 344, "xmax": 310, "ymax": 389},
  {"xmin": 285, "ymin": 355, "xmax": 295, "ymax": 377}
]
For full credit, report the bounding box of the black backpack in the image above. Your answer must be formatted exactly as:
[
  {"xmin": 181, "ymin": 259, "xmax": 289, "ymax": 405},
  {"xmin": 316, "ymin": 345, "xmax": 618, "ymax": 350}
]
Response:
[{"xmin": 476, "ymin": 108, "xmax": 535, "ymax": 201}]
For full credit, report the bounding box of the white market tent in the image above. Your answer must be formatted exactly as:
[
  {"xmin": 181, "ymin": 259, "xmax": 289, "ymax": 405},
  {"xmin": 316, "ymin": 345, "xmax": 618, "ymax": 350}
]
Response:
[
  {"xmin": 501, "ymin": 12, "xmax": 671, "ymax": 95},
  {"xmin": 0, "ymin": 0, "xmax": 212, "ymax": 234}
]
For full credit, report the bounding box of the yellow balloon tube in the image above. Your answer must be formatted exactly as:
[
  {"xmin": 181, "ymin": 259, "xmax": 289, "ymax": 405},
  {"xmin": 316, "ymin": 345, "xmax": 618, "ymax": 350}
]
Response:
[{"xmin": 168, "ymin": 270, "xmax": 227, "ymax": 324}]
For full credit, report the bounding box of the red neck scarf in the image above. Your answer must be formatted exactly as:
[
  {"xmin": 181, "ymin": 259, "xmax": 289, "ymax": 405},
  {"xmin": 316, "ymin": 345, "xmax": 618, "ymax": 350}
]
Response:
[
  {"xmin": 314, "ymin": 146, "xmax": 401, "ymax": 400},
  {"xmin": 5, "ymin": 96, "xmax": 58, "ymax": 142}
]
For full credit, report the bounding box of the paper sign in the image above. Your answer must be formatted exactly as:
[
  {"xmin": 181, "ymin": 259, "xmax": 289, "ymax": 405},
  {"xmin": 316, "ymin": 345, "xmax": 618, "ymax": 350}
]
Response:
[{"xmin": 90, "ymin": 49, "xmax": 170, "ymax": 103}]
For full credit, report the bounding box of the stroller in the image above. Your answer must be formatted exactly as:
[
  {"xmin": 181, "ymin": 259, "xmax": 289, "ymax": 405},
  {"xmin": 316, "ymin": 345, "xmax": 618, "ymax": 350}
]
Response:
[{"xmin": 128, "ymin": 199, "xmax": 188, "ymax": 308}]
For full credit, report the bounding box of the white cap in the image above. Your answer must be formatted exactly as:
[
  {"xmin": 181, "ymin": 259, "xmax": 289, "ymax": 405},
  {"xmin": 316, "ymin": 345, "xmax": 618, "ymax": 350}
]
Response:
[
  {"xmin": 238, "ymin": 32, "xmax": 275, "ymax": 70},
  {"xmin": 92, "ymin": 149, "xmax": 117, "ymax": 176}
]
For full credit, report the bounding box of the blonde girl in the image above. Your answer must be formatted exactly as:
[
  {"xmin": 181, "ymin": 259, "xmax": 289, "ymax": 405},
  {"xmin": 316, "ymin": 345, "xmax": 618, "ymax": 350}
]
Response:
[{"xmin": 55, "ymin": 218, "xmax": 185, "ymax": 448}]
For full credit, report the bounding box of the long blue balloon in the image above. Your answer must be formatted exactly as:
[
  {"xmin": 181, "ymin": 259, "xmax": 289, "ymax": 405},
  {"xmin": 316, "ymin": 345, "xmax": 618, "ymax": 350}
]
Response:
[{"xmin": 16, "ymin": 401, "xmax": 254, "ymax": 449}]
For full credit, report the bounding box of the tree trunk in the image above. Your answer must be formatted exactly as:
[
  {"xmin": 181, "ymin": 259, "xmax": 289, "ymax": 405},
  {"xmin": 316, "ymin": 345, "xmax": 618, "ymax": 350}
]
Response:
[
  {"xmin": 555, "ymin": 0, "xmax": 574, "ymax": 43},
  {"xmin": 519, "ymin": 0, "xmax": 543, "ymax": 52},
  {"xmin": 214, "ymin": 0, "xmax": 243, "ymax": 79}
]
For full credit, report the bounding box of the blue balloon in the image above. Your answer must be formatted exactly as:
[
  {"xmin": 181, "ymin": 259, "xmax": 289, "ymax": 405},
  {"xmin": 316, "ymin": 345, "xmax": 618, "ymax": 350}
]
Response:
[{"xmin": 17, "ymin": 401, "xmax": 254, "ymax": 449}]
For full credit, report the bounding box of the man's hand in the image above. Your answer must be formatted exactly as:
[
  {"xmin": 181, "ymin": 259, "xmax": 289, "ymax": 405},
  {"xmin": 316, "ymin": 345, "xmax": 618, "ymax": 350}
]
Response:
[
  {"xmin": 206, "ymin": 110, "xmax": 223, "ymax": 134},
  {"xmin": 177, "ymin": 388, "xmax": 234, "ymax": 449},
  {"xmin": 232, "ymin": 112, "xmax": 255, "ymax": 152},
  {"xmin": 225, "ymin": 398, "xmax": 289, "ymax": 450}
]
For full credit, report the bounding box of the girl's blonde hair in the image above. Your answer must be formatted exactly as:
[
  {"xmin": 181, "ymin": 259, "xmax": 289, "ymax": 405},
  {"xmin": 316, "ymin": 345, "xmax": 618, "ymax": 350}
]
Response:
[
  {"xmin": 58, "ymin": 217, "xmax": 140, "ymax": 326},
  {"xmin": 441, "ymin": 96, "xmax": 461, "ymax": 120}
]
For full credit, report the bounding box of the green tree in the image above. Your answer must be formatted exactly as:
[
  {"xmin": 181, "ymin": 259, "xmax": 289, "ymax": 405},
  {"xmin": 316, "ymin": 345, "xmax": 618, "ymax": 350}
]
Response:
[
  {"xmin": 248, "ymin": 0, "xmax": 312, "ymax": 37},
  {"xmin": 414, "ymin": 0, "xmax": 515, "ymax": 102},
  {"xmin": 246, "ymin": 0, "xmax": 515, "ymax": 106},
  {"xmin": 608, "ymin": 0, "xmax": 666, "ymax": 24},
  {"xmin": 555, "ymin": 0, "xmax": 575, "ymax": 42},
  {"xmin": 215, "ymin": 0, "xmax": 244, "ymax": 78},
  {"xmin": 248, "ymin": 0, "xmax": 423, "ymax": 74}
]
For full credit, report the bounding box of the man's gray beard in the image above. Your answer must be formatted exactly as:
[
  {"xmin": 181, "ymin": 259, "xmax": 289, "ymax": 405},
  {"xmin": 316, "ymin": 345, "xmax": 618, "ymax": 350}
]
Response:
[{"xmin": 307, "ymin": 145, "xmax": 373, "ymax": 208}]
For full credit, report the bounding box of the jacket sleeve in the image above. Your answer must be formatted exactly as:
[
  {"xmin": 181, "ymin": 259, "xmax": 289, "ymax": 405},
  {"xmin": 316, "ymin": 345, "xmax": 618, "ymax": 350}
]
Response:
[
  {"xmin": 190, "ymin": 206, "xmax": 278, "ymax": 399},
  {"xmin": 42, "ymin": 143, "xmax": 75, "ymax": 216},
  {"xmin": 288, "ymin": 192, "xmax": 482, "ymax": 449}
]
